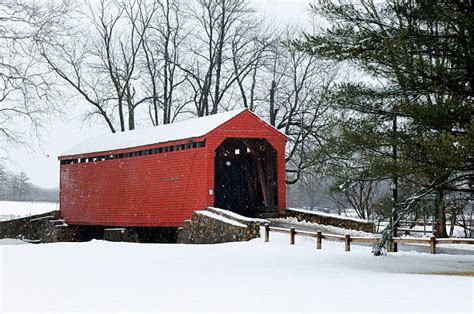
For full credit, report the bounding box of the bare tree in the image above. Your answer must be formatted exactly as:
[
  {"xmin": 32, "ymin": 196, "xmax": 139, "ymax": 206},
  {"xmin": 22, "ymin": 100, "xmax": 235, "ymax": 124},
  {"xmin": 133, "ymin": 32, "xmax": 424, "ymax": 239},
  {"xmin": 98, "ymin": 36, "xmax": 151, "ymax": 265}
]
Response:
[
  {"xmin": 140, "ymin": 0, "xmax": 189, "ymax": 125},
  {"xmin": 182, "ymin": 0, "xmax": 255, "ymax": 116},
  {"xmin": 339, "ymin": 179, "xmax": 378, "ymax": 220},
  {"xmin": 261, "ymin": 30, "xmax": 338, "ymax": 184},
  {"xmin": 0, "ymin": 0, "xmax": 69, "ymax": 151},
  {"xmin": 230, "ymin": 22, "xmax": 275, "ymax": 111},
  {"xmin": 40, "ymin": 0, "xmax": 155, "ymax": 133}
]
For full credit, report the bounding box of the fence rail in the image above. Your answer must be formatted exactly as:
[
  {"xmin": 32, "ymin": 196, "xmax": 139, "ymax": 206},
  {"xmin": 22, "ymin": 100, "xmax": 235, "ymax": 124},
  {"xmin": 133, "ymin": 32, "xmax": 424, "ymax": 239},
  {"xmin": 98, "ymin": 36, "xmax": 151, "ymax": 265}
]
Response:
[{"xmin": 264, "ymin": 224, "xmax": 474, "ymax": 254}]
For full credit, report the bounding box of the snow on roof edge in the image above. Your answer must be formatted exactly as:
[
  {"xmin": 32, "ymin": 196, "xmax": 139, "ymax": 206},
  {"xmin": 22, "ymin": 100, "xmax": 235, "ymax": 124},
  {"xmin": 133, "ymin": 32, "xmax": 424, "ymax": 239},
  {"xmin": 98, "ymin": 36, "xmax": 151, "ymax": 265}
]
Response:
[{"xmin": 60, "ymin": 108, "xmax": 247, "ymax": 157}]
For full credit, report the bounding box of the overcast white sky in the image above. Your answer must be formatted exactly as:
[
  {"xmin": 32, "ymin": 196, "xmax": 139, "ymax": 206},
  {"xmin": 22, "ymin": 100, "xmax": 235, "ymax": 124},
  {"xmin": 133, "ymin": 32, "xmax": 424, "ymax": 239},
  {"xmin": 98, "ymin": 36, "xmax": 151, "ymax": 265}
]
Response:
[{"xmin": 7, "ymin": 0, "xmax": 312, "ymax": 189}]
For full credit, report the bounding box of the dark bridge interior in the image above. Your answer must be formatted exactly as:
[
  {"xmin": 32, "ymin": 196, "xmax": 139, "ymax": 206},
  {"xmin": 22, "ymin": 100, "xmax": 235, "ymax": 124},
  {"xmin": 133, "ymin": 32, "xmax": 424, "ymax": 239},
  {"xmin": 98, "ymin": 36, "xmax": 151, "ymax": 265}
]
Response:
[{"xmin": 214, "ymin": 138, "xmax": 277, "ymax": 218}]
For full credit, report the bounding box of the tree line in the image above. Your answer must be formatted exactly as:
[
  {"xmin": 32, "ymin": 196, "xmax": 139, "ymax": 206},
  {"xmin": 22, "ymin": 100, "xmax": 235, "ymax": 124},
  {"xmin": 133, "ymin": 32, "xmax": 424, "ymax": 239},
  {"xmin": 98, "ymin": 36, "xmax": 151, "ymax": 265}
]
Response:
[
  {"xmin": 1, "ymin": 0, "xmax": 472, "ymax": 244},
  {"xmin": 0, "ymin": 165, "xmax": 58, "ymax": 202}
]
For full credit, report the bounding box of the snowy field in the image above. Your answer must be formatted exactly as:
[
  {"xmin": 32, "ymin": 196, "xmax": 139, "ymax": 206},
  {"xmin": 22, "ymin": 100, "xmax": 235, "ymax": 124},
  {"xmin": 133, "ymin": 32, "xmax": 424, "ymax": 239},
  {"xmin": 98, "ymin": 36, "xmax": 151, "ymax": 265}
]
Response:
[
  {"xmin": 0, "ymin": 201, "xmax": 58, "ymax": 221},
  {"xmin": 1, "ymin": 231, "xmax": 473, "ymax": 312}
]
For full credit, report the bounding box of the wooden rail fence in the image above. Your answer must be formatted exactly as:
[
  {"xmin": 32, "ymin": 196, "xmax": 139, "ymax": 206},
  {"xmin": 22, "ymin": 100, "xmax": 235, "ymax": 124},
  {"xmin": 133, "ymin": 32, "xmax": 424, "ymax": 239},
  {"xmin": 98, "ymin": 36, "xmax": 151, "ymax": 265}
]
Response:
[{"xmin": 264, "ymin": 224, "xmax": 474, "ymax": 254}]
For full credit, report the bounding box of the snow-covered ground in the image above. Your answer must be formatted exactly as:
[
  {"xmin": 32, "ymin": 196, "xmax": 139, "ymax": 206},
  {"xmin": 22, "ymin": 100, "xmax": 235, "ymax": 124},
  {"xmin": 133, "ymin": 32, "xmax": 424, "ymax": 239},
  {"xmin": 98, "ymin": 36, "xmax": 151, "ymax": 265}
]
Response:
[
  {"xmin": 0, "ymin": 201, "xmax": 58, "ymax": 221},
  {"xmin": 1, "ymin": 230, "xmax": 473, "ymax": 312}
]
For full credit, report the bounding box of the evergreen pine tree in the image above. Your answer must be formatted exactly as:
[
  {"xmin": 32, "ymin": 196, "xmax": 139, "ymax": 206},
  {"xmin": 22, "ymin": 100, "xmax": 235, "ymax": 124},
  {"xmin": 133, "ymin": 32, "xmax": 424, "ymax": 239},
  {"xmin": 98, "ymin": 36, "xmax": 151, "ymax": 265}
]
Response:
[{"xmin": 296, "ymin": 0, "xmax": 473, "ymax": 242}]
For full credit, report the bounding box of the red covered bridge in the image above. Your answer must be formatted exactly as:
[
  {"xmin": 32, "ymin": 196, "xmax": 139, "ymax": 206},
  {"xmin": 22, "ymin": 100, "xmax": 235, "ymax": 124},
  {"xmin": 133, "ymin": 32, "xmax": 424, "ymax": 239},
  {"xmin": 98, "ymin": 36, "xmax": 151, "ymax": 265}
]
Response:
[{"xmin": 59, "ymin": 109, "xmax": 287, "ymax": 227}]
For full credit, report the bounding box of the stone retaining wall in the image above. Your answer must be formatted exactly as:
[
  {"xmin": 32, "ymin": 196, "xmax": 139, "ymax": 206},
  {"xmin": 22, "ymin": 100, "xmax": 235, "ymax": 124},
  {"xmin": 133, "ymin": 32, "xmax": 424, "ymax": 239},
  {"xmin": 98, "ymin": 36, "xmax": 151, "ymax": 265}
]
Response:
[
  {"xmin": 177, "ymin": 208, "xmax": 261, "ymax": 244},
  {"xmin": 0, "ymin": 211, "xmax": 86, "ymax": 243},
  {"xmin": 0, "ymin": 211, "xmax": 60, "ymax": 242},
  {"xmin": 284, "ymin": 208, "xmax": 375, "ymax": 233}
]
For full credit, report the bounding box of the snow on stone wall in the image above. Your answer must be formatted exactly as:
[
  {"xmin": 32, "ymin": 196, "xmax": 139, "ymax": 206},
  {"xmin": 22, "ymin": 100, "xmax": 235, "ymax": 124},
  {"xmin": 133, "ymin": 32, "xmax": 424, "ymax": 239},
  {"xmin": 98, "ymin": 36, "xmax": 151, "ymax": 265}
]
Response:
[
  {"xmin": 177, "ymin": 208, "xmax": 261, "ymax": 244},
  {"xmin": 285, "ymin": 208, "xmax": 375, "ymax": 233}
]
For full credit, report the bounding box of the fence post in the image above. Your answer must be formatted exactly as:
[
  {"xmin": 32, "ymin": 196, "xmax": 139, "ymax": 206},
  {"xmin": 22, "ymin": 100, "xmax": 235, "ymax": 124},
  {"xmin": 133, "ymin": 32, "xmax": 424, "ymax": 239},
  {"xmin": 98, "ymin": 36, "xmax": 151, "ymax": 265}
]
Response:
[
  {"xmin": 345, "ymin": 234, "xmax": 351, "ymax": 252},
  {"xmin": 264, "ymin": 223, "xmax": 269, "ymax": 242},
  {"xmin": 430, "ymin": 236, "xmax": 436, "ymax": 254},
  {"xmin": 391, "ymin": 239, "xmax": 398, "ymax": 253},
  {"xmin": 316, "ymin": 231, "xmax": 322, "ymax": 249},
  {"xmin": 387, "ymin": 240, "xmax": 393, "ymax": 252},
  {"xmin": 290, "ymin": 227, "xmax": 295, "ymax": 245}
]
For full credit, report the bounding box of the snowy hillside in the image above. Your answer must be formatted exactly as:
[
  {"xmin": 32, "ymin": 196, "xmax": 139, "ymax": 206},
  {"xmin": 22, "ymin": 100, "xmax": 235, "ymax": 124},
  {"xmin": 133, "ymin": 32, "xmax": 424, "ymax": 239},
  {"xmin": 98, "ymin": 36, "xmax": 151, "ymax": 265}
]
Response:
[
  {"xmin": 0, "ymin": 201, "xmax": 58, "ymax": 221},
  {"xmin": 1, "ymin": 230, "xmax": 473, "ymax": 312}
]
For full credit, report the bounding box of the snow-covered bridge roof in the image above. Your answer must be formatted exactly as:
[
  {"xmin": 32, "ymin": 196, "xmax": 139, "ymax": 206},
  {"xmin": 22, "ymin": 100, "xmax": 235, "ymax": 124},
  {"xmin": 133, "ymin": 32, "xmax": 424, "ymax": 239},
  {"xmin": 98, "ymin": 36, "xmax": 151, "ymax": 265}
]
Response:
[{"xmin": 61, "ymin": 109, "xmax": 248, "ymax": 157}]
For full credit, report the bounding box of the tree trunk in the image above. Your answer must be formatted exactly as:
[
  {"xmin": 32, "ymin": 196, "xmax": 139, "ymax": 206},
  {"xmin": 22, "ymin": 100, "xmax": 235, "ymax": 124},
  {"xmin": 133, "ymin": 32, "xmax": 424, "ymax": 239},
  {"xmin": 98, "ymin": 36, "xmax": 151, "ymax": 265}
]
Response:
[
  {"xmin": 449, "ymin": 210, "xmax": 457, "ymax": 237},
  {"xmin": 434, "ymin": 189, "xmax": 448, "ymax": 238},
  {"xmin": 392, "ymin": 116, "xmax": 398, "ymax": 251},
  {"xmin": 211, "ymin": 0, "xmax": 226, "ymax": 115},
  {"xmin": 269, "ymin": 80, "xmax": 276, "ymax": 126},
  {"xmin": 118, "ymin": 99, "xmax": 125, "ymax": 132},
  {"xmin": 162, "ymin": 0, "xmax": 171, "ymax": 124}
]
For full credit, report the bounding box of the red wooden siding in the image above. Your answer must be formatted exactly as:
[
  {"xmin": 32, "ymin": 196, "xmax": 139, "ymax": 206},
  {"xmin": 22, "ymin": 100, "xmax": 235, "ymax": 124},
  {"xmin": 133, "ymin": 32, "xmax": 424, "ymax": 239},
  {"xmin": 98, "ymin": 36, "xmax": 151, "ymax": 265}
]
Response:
[
  {"xmin": 59, "ymin": 109, "xmax": 286, "ymax": 227},
  {"xmin": 60, "ymin": 140, "xmax": 208, "ymax": 227}
]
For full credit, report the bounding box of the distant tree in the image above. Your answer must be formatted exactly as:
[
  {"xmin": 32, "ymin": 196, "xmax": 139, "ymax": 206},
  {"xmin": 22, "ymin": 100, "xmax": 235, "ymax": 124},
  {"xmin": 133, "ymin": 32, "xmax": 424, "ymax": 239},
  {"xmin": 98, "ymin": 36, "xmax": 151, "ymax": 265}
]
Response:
[
  {"xmin": 337, "ymin": 179, "xmax": 378, "ymax": 221},
  {"xmin": 0, "ymin": 166, "xmax": 58, "ymax": 202},
  {"xmin": 9, "ymin": 173, "xmax": 20, "ymax": 201},
  {"xmin": 0, "ymin": 164, "xmax": 7, "ymax": 200},
  {"xmin": 297, "ymin": 173, "xmax": 350, "ymax": 212},
  {"xmin": 17, "ymin": 172, "xmax": 31, "ymax": 201}
]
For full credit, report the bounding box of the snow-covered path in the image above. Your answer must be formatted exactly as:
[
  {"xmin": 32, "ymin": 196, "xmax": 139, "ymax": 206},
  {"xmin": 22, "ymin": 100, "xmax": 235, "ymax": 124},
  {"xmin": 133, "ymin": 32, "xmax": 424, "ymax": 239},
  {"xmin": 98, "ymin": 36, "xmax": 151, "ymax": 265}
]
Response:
[{"xmin": 1, "ymin": 232, "xmax": 473, "ymax": 312}]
